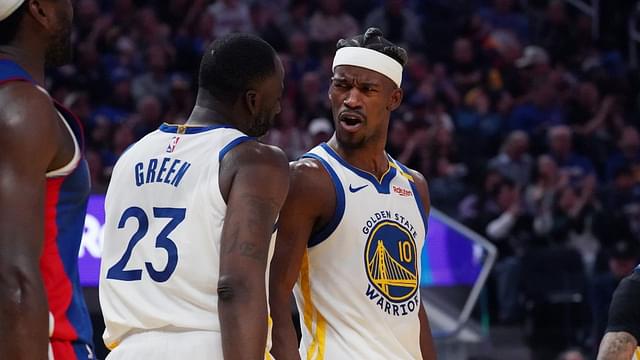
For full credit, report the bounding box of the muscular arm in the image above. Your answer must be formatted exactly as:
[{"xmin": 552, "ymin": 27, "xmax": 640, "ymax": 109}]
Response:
[
  {"xmin": 597, "ymin": 332, "xmax": 637, "ymax": 360},
  {"xmin": 408, "ymin": 169, "xmax": 437, "ymax": 360},
  {"xmin": 217, "ymin": 142, "xmax": 289, "ymax": 360},
  {"xmin": 269, "ymin": 159, "xmax": 334, "ymax": 360},
  {"xmin": 0, "ymin": 83, "xmax": 61, "ymax": 359},
  {"xmin": 597, "ymin": 272, "xmax": 640, "ymax": 360}
]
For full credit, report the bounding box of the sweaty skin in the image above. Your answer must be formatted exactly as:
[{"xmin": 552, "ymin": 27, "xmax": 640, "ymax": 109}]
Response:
[
  {"xmin": 269, "ymin": 63, "xmax": 436, "ymax": 360},
  {"xmin": 0, "ymin": 0, "xmax": 78, "ymax": 356},
  {"xmin": 597, "ymin": 332, "xmax": 637, "ymax": 360}
]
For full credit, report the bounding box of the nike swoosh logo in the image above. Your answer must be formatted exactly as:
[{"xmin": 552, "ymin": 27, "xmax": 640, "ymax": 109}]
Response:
[{"xmin": 349, "ymin": 184, "xmax": 368, "ymax": 193}]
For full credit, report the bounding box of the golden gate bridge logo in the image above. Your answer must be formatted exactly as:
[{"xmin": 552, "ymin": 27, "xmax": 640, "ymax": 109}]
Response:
[{"xmin": 365, "ymin": 221, "xmax": 418, "ymax": 302}]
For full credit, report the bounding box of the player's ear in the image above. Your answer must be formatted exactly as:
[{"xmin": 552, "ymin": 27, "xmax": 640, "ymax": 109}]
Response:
[
  {"xmin": 388, "ymin": 87, "xmax": 403, "ymax": 112},
  {"xmin": 245, "ymin": 89, "xmax": 259, "ymax": 116},
  {"xmin": 27, "ymin": 0, "xmax": 55, "ymax": 31}
]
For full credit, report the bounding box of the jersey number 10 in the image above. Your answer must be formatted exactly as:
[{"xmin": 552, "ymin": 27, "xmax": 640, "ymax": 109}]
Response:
[{"xmin": 106, "ymin": 206, "xmax": 186, "ymax": 282}]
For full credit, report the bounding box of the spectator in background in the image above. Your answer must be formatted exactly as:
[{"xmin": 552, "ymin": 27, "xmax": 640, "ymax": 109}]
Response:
[
  {"xmin": 454, "ymin": 87, "xmax": 503, "ymax": 161},
  {"xmin": 74, "ymin": 40, "xmax": 107, "ymax": 101},
  {"xmin": 207, "ymin": 0, "xmax": 253, "ymax": 37},
  {"xmin": 450, "ymin": 37, "xmax": 485, "ymax": 96},
  {"xmin": 108, "ymin": 0, "xmax": 136, "ymax": 38},
  {"xmin": 489, "ymin": 130, "xmax": 533, "ymax": 187},
  {"xmin": 264, "ymin": 99, "xmax": 309, "ymax": 160},
  {"xmin": 156, "ymin": 0, "xmax": 193, "ymax": 31},
  {"xmin": 163, "ymin": 74, "xmax": 194, "ymax": 124},
  {"xmin": 130, "ymin": 95, "xmax": 163, "ymax": 140},
  {"xmin": 134, "ymin": 6, "xmax": 171, "ymax": 45},
  {"xmin": 485, "ymin": 178, "xmax": 533, "ymax": 258},
  {"xmin": 600, "ymin": 166, "xmax": 640, "ymax": 216},
  {"xmin": 606, "ymin": 126, "xmax": 640, "ymax": 182},
  {"xmin": 296, "ymin": 71, "xmax": 329, "ymax": 121},
  {"xmin": 75, "ymin": 0, "xmax": 101, "ymax": 42},
  {"xmin": 508, "ymin": 76, "xmax": 564, "ymax": 141},
  {"xmin": 550, "ymin": 184, "xmax": 599, "ymax": 269},
  {"xmin": 250, "ymin": 2, "xmax": 287, "ymax": 52},
  {"xmin": 307, "ymin": 117, "xmax": 333, "ymax": 147},
  {"xmin": 477, "ymin": 0, "xmax": 530, "ymax": 42},
  {"xmin": 286, "ymin": 32, "xmax": 319, "ymax": 82},
  {"xmin": 308, "ymin": 0, "xmax": 358, "ymax": 45},
  {"xmin": 278, "ymin": 0, "xmax": 311, "ymax": 34},
  {"xmin": 189, "ymin": 12, "xmax": 217, "ymax": 57},
  {"xmin": 386, "ymin": 118, "xmax": 411, "ymax": 158},
  {"xmin": 104, "ymin": 36, "xmax": 143, "ymax": 83},
  {"xmin": 132, "ymin": 45, "xmax": 173, "ymax": 102},
  {"xmin": 484, "ymin": 178, "xmax": 533, "ymax": 323},
  {"xmin": 428, "ymin": 126, "xmax": 469, "ymax": 214},
  {"xmin": 567, "ymin": 81, "xmax": 623, "ymax": 166},
  {"xmin": 533, "ymin": 0, "xmax": 576, "ymax": 66},
  {"xmin": 555, "ymin": 348, "xmax": 586, "ymax": 360},
  {"xmin": 86, "ymin": 150, "xmax": 107, "ymax": 193},
  {"xmin": 526, "ymin": 155, "xmax": 568, "ymax": 235},
  {"xmin": 93, "ymin": 69, "xmax": 134, "ymax": 125},
  {"xmin": 514, "ymin": 45, "xmax": 551, "ymax": 96},
  {"xmin": 364, "ymin": 0, "xmax": 424, "ymax": 50},
  {"xmin": 547, "ymin": 125, "xmax": 597, "ymax": 187},
  {"xmin": 103, "ymin": 123, "xmax": 135, "ymax": 175}
]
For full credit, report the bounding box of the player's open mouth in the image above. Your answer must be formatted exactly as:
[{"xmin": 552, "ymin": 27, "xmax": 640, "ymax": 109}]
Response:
[{"xmin": 339, "ymin": 112, "xmax": 364, "ymax": 132}]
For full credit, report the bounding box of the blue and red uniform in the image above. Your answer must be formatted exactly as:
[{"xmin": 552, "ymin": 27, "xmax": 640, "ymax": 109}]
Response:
[{"xmin": 0, "ymin": 60, "xmax": 94, "ymax": 359}]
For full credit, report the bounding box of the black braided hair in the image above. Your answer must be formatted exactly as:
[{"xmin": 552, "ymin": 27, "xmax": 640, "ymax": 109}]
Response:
[{"xmin": 336, "ymin": 28, "xmax": 408, "ymax": 67}]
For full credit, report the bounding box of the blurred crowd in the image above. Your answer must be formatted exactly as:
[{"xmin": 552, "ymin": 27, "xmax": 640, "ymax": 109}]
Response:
[{"xmin": 50, "ymin": 0, "xmax": 640, "ymax": 358}]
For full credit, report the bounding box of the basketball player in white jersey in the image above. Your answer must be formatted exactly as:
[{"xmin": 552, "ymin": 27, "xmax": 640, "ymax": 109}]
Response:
[
  {"xmin": 99, "ymin": 34, "xmax": 289, "ymax": 359},
  {"xmin": 269, "ymin": 28, "xmax": 436, "ymax": 359},
  {"xmin": 597, "ymin": 265, "xmax": 640, "ymax": 360}
]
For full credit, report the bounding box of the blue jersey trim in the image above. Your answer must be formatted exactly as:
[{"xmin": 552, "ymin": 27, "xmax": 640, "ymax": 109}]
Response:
[
  {"xmin": 0, "ymin": 59, "xmax": 35, "ymax": 83},
  {"xmin": 301, "ymin": 153, "xmax": 346, "ymax": 248},
  {"xmin": 395, "ymin": 160, "xmax": 429, "ymax": 236},
  {"xmin": 394, "ymin": 159, "xmax": 431, "ymax": 284},
  {"xmin": 158, "ymin": 123, "xmax": 233, "ymax": 134},
  {"xmin": 218, "ymin": 136, "xmax": 255, "ymax": 162},
  {"xmin": 320, "ymin": 143, "xmax": 396, "ymax": 194}
]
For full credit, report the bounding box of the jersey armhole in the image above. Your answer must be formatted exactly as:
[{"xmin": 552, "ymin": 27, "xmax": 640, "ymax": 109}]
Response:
[
  {"xmin": 216, "ymin": 135, "xmax": 256, "ymax": 206},
  {"xmin": 393, "ymin": 160, "xmax": 429, "ymax": 234},
  {"xmin": 218, "ymin": 135, "xmax": 255, "ymax": 162},
  {"xmin": 300, "ymin": 153, "xmax": 345, "ymax": 248}
]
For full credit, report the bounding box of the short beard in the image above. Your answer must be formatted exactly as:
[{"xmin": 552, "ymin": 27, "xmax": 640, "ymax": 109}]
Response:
[
  {"xmin": 335, "ymin": 131, "xmax": 367, "ymax": 149},
  {"xmin": 45, "ymin": 25, "xmax": 72, "ymax": 67},
  {"xmin": 245, "ymin": 112, "xmax": 274, "ymax": 137}
]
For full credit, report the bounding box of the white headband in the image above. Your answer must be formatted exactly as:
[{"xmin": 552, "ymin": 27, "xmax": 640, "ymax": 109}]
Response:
[
  {"xmin": 0, "ymin": 0, "xmax": 25, "ymax": 21},
  {"xmin": 332, "ymin": 46, "xmax": 403, "ymax": 87}
]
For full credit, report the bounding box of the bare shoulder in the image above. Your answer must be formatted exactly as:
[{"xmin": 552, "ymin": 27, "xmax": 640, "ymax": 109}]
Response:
[
  {"xmin": 228, "ymin": 141, "xmax": 289, "ymax": 171},
  {"xmin": 289, "ymin": 157, "xmax": 333, "ymax": 194},
  {"xmin": 0, "ymin": 81, "xmax": 58, "ymax": 131},
  {"xmin": 0, "ymin": 82, "xmax": 59, "ymax": 162},
  {"xmin": 597, "ymin": 331, "xmax": 637, "ymax": 360}
]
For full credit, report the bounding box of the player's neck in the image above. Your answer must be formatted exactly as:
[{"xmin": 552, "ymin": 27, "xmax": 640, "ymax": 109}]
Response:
[
  {"xmin": 185, "ymin": 104, "xmax": 231, "ymax": 128},
  {"xmin": 328, "ymin": 137, "xmax": 390, "ymax": 180},
  {"xmin": 0, "ymin": 45, "xmax": 46, "ymax": 84}
]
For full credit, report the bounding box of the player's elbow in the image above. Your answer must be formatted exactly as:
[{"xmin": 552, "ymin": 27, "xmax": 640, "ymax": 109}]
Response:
[
  {"xmin": 0, "ymin": 263, "xmax": 43, "ymax": 310},
  {"xmin": 217, "ymin": 274, "xmax": 256, "ymax": 303}
]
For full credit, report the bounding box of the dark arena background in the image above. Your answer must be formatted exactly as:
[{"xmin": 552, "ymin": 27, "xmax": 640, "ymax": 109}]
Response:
[{"xmin": 48, "ymin": 0, "xmax": 640, "ymax": 359}]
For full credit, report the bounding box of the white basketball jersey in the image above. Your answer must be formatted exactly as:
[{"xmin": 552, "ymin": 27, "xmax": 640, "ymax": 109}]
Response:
[
  {"xmin": 99, "ymin": 123, "xmax": 271, "ymax": 351},
  {"xmin": 293, "ymin": 143, "xmax": 428, "ymax": 359}
]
